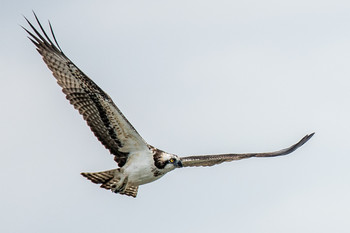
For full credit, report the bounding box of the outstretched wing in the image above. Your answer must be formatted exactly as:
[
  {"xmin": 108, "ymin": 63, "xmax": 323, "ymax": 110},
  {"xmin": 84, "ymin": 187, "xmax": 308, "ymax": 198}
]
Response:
[
  {"xmin": 23, "ymin": 13, "xmax": 148, "ymax": 167},
  {"xmin": 180, "ymin": 133, "xmax": 314, "ymax": 167}
]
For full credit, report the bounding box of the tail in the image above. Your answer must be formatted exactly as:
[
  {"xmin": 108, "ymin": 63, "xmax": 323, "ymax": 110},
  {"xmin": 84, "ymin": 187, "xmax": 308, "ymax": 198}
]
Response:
[
  {"xmin": 81, "ymin": 169, "xmax": 116, "ymax": 188},
  {"xmin": 81, "ymin": 169, "xmax": 139, "ymax": 198}
]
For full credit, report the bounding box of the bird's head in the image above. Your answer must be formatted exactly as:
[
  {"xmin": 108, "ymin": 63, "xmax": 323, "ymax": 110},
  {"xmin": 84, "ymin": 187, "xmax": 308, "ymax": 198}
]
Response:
[
  {"xmin": 166, "ymin": 154, "xmax": 183, "ymax": 169},
  {"xmin": 153, "ymin": 149, "xmax": 183, "ymax": 171}
]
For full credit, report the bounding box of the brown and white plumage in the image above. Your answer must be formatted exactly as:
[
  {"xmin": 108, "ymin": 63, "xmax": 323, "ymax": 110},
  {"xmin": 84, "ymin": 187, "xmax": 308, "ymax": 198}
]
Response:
[
  {"xmin": 180, "ymin": 133, "xmax": 314, "ymax": 167},
  {"xmin": 23, "ymin": 13, "xmax": 148, "ymax": 167},
  {"xmin": 24, "ymin": 13, "xmax": 314, "ymax": 198}
]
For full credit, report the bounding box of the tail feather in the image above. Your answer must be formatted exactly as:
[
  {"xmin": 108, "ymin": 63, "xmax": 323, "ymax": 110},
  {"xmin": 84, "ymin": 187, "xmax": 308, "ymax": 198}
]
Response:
[
  {"xmin": 81, "ymin": 169, "xmax": 139, "ymax": 198},
  {"xmin": 81, "ymin": 169, "xmax": 115, "ymax": 187},
  {"xmin": 120, "ymin": 185, "xmax": 139, "ymax": 197}
]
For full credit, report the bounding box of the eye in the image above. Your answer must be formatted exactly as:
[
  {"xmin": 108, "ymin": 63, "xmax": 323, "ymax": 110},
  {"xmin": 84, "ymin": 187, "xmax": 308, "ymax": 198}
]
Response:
[{"xmin": 169, "ymin": 158, "xmax": 175, "ymax": 163}]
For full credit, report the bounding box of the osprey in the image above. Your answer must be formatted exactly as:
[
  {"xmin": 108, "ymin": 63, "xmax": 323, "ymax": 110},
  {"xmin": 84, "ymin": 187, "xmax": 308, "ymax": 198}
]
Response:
[{"xmin": 23, "ymin": 13, "xmax": 314, "ymax": 198}]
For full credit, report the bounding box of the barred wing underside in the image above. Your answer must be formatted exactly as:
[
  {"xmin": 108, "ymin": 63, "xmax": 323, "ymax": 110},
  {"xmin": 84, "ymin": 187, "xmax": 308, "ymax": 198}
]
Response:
[
  {"xmin": 23, "ymin": 13, "xmax": 148, "ymax": 167},
  {"xmin": 180, "ymin": 133, "xmax": 314, "ymax": 167}
]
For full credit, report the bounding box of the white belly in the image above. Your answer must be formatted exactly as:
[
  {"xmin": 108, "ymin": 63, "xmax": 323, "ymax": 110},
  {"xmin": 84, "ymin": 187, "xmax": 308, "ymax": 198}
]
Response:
[{"xmin": 121, "ymin": 151, "xmax": 165, "ymax": 186}]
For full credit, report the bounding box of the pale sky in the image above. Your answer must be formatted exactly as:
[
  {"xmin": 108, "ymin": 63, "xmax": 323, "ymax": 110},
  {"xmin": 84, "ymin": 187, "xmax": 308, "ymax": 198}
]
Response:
[{"xmin": 1, "ymin": 1, "xmax": 350, "ymax": 232}]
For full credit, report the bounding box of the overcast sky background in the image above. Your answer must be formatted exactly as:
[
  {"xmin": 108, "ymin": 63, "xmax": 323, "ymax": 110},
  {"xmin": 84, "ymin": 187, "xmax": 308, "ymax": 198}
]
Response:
[{"xmin": 1, "ymin": 0, "xmax": 349, "ymax": 232}]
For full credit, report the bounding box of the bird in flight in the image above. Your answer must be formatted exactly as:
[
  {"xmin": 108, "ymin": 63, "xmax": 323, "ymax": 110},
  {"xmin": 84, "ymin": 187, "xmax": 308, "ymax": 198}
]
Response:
[{"xmin": 23, "ymin": 13, "xmax": 314, "ymax": 198}]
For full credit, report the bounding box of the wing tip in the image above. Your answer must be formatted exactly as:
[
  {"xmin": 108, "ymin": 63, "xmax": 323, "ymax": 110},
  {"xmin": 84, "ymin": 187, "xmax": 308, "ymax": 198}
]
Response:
[
  {"xmin": 298, "ymin": 132, "xmax": 315, "ymax": 147},
  {"xmin": 22, "ymin": 11, "xmax": 63, "ymax": 54},
  {"xmin": 271, "ymin": 132, "xmax": 315, "ymax": 157}
]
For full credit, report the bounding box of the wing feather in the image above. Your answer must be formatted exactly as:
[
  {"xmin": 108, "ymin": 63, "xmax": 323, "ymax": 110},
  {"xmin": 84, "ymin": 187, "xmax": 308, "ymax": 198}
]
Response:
[
  {"xmin": 24, "ymin": 13, "xmax": 148, "ymax": 167},
  {"xmin": 180, "ymin": 133, "xmax": 314, "ymax": 167}
]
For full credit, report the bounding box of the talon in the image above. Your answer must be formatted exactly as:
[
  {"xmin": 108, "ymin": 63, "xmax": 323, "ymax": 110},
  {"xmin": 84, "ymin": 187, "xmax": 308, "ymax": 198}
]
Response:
[{"xmin": 110, "ymin": 177, "xmax": 128, "ymax": 193}]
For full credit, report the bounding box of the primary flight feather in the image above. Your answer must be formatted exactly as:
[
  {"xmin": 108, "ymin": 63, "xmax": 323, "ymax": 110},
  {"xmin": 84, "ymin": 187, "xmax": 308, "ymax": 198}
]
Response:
[{"xmin": 23, "ymin": 13, "xmax": 314, "ymax": 198}]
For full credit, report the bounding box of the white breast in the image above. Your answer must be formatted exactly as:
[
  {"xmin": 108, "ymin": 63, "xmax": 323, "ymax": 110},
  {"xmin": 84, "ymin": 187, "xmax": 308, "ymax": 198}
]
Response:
[{"xmin": 122, "ymin": 150, "xmax": 164, "ymax": 186}]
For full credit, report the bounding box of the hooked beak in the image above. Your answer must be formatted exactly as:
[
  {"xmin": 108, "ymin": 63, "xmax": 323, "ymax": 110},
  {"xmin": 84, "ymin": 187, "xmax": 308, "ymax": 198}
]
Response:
[{"xmin": 176, "ymin": 160, "xmax": 183, "ymax": 168}]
